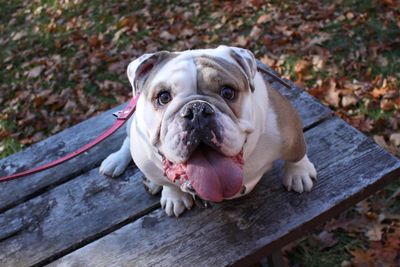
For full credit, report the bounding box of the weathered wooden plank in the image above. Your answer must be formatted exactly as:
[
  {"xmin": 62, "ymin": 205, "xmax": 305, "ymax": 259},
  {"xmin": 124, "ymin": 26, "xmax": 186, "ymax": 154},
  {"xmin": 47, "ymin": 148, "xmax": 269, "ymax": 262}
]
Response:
[
  {"xmin": 0, "ymin": 64, "xmax": 332, "ymax": 213},
  {"xmin": 48, "ymin": 117, "xmax": 400, "ymax": 267},
  {"xmin": 0, "ymin": 104, "xmax": 127, "ymax": 212},
  {"xmin": 0, "ymin": 166, "xmax": 158, "ymax": 267}
]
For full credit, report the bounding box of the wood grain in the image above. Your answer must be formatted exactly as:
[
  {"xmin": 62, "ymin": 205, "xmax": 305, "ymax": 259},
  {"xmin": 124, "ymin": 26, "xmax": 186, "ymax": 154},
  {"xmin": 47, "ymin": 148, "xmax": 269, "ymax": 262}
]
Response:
[
  {"xmin": 0, "ymin": 166, "xmax": 159, "ymax": 267},
  {"xmin": 0, "ymin": 104, "xmax": 127, "ymax": 212},
  {"xmin": 48, "ymin": 117, "xmax": 400, "ymax": 267}
]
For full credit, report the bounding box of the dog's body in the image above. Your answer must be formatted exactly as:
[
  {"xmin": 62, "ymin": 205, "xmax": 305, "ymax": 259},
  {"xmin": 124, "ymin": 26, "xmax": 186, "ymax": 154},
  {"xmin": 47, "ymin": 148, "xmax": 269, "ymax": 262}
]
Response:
[{"xmin": 100, "ymin": 46, "xmax": 316, "ymax": 217}]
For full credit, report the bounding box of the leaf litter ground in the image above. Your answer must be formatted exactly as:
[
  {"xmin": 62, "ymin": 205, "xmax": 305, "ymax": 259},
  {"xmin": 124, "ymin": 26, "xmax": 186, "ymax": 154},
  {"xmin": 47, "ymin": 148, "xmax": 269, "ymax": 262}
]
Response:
[{"xmin": 1, "ymin": 1, "xmax": 399, "ymax": 266}]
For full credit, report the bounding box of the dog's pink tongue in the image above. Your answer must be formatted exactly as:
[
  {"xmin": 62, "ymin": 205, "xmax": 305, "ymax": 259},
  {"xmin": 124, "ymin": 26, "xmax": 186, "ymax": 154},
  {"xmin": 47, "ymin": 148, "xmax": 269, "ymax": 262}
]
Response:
[{"xmin": 186, "ymin": 148, "xmax": 243, "ymax": 202}]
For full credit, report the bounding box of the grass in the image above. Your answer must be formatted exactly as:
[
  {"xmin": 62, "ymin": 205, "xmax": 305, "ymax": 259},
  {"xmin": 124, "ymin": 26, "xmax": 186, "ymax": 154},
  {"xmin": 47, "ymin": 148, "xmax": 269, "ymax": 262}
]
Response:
[
  {"xmin": 0, "ymin": 138, "xmax": 23, "ymax": 159},
  {"xmin": 287, "ymin": 230, "xmax": 367, "ymax": 267}
]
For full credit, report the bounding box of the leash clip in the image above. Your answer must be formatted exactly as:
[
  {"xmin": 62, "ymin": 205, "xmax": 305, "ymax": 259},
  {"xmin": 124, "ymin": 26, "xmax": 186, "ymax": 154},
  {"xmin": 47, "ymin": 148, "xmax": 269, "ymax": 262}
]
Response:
[
  {"xmin": 113, "ymin": 110, "xmax": 130, "ymax": 119},
  {"xmin": 113, "ymin": 94, "xmax": 140, "ymax": 120}
]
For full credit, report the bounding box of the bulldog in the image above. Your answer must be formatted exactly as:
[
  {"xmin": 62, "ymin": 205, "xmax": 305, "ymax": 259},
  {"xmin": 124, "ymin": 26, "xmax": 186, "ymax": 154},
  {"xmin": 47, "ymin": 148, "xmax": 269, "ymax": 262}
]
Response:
[{"xmin": 99, "ymin": 45, "xmax": 317, "ymax": 217}]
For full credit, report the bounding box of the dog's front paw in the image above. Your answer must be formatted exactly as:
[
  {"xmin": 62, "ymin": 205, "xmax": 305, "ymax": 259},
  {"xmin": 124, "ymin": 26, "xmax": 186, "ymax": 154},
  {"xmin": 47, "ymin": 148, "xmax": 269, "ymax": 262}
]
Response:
[
  {"xmin": 161, "ymin": 186, "xmax": 193, "ymax": 217},
  {"xmin": 283, "ymin": 155, "xmax": 317, "ymax": 193},
  {"xmin": 99, "ymin": 151, "xmax": 131, "ymax": 178}
]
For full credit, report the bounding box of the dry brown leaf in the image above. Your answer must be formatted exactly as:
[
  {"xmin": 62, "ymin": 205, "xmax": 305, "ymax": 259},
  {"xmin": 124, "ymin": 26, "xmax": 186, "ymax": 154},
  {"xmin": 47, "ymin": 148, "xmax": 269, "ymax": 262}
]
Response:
[
  {"xmin": 373, "ymin": 135, "xmax": 400, "ymax": 156},
  {"xmin": 324, "ymin": 79, "xmax": 340, "ymax": 107},
  {"xmin": 314, "ymin": 230, "xmax": 339, "ymax": 250},
  {"xmin": 257, "ymin": 14, "xmax": 271, "ymax": 24},
  {"xmin": 341, "ymin": 95, "xmax": 358, "ymax": 107},
  {"xmin": 180, "ymin": 28, "xmax": 194, "ymax": 38},
  {"xmin": 367, "ymin": 228, "xmax": 400, "ymax": 266},
  {"xmin": 371, "ymin": 87, "xmax": 389, "ymax": 98},
  {"xmin": 27, "ymin": 66, "xmax": 45, "ymax": 78},
  {"xmin": 365, "ymin": 223, "xmax": 384, "ymax": 241},
  {"xmin": 346, "ymin": 12, "xmax": 355, "ymax": 20},
  {"xmin": 12, "ymin": 30, "xmax": 27, "ymax": 41},
  {"xmin": 349, "ymin": 116, "xmax": 374, "ymax": 133},
  {"xmin": 389, "ymin": 133, "xmax": 400, "ymax": 146},
  {"xmin": 312, "ymin": 55, "xmax": 324, "ymax": 70},
  {"xmin": 351, "ymin": 249, "xmax": 375, "ymax": 267},
  {"xmin": 235, "ymin": 35, "xmax": 248, "ymax": 47},
  {"xmin": 249, "ymin": 26, "xmax": 262, "ymax": 39},
  {"xmin": 304, "ymin": 32, "xmax": 331, "ymax": 49},
  {"xmin": 294, "ymin": 59, "xmax": 309, "ymax": 74},
  {"xmin": 159, "ymin": 30, "xmax": 176, "ymax": 41},
  {"xmin": 260, "ymin": 55, "xmax": 276, "ymax": 66},
  {"xmin": 88, "ymin": 34, "xmax": 101, "ymax": 47},
  {"xmin": 111, "ymin": 27, "xmax": 128, "ymax": 44},
  {"xmin": 380, "ymin": 99, "xmax": 395, "ymax": 111}
]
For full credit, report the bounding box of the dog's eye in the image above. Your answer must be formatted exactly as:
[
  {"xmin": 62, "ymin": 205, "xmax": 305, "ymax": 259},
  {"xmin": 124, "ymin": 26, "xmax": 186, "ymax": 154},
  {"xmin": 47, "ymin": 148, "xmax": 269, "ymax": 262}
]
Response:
[
  {"xmin": 220, "ymin": 86, "xmax": 235, "ymax": 101},
  {"xmin": 157, "ymin": 91, "xmax": 172, "ymax": 105}
]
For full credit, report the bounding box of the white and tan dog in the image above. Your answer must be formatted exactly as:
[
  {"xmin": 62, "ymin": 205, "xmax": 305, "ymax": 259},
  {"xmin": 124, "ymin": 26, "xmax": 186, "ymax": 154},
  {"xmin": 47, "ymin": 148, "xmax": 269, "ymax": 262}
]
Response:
[{"xmin": 100, "ymin": 46, "xmax": 317, "ymax": 217}]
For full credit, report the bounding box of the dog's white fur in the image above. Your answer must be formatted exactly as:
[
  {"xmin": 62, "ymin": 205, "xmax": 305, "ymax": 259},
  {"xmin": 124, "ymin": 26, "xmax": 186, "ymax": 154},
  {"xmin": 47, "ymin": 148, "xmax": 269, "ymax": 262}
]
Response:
[{"xmin": 100, "ymin": 46, "xmax": 317, "ymax": 217}]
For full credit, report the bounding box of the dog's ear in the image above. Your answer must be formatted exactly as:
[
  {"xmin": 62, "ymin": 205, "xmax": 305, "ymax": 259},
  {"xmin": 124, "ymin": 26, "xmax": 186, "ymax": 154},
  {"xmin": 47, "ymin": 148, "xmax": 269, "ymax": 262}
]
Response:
[
  {"xmin": 226, "ymin": 46, "xmax": 257, "ymax": 92},
  {"xmin": 127, "ymin": 51, "xmax": 171, "ymax": 95}
]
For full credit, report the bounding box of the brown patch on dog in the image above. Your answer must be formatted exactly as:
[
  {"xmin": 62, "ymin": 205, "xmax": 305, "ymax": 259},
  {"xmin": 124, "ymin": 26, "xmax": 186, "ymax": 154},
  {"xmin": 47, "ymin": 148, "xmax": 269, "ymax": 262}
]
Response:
[
  {"xmin": 266, "ymin": 82, "xmax": 306, "ymax": 162},
  {"xmin": 229, "ymin": 49, "xmax": 256, "ymax": 92},
  {"xmin": 194, "ymin": 55, "xmax": 250, "ymax": 118}
]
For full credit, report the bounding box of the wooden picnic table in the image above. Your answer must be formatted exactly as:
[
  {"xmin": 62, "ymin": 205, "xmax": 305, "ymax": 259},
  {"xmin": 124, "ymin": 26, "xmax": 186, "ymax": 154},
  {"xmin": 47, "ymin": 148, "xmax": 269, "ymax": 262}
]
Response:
[{"xmin": 1, "ymin": 62, "xmax": 399, "ymax": 267}]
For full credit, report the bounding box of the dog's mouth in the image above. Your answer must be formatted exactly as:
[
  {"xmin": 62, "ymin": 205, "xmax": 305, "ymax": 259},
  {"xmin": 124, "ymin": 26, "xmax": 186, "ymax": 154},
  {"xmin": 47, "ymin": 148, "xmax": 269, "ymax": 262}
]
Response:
[{"xmin": 162, "ymin": 143, "xmax": 244, "ymax": 202}]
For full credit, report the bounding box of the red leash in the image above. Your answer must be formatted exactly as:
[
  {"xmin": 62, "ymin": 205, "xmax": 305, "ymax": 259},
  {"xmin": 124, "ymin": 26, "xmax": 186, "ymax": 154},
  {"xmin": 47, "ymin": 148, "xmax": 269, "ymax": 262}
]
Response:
[{"xmin": 0, "ymin": 94, "xmax": 140, "ymax": 183}]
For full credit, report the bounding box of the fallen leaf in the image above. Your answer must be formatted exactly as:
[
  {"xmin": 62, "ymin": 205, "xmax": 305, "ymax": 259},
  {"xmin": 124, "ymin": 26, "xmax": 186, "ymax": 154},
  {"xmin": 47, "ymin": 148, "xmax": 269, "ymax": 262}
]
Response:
[
  {"xmin": 294, "ymin": 59, "xmax": 309, "ymax": 74},
  {"xmin": 235, "ymin": 35, "xmax": 248, "ymax": 47},
  {"xmin": 366, "ymin": 223, "xmax": 384, "ymax": 241},
  {"xmin": 346, "ymin": 12, "xmax": 355, "ymax": 20},
  {"xmin": 371, "ymin": 87, "xmax": 388, "ymax": 98},
  {"xmin": 249, "ymin": 26, "xmax": 262, "ymax": 39},
  {"xmin": 350, "ymin": 249, "xmax": 374, "ymax": 267},
  {"xmin": 373, "ymin": 135, "xmax": 400, "ymax": 156},
  {"xmin": 257, "ymin": 14, "xmax": 271, "ymax": 24},
  {"xmin": 380, "ymin": 99, "xmax": 395, "ymax": 111},
  {"xmin": 27, "ymin": 66, "xmax": 45, "ymax": 78},
  {"xmin": 260, "ymin": 55, "xmax": 276, "ymax": 66},
  {"xmin": 389, "ymin": 133, "xmax": 400, "ymax": 146},
  {"xmin": 312, "ymin": 55, "xmax": 324, "ymax": 70},
  {"xmin": 12, "ymin": 30, "xmax": 27, "ymax": 41},
  {"xmin": 349, "ymin": 116, "xmax": 374, "ymax": 133},
  {"xmin": 314, "ymin": 230, "xmax": 339, "ymax": 250},
  {"xmin": 342, "ymin": 95, "xmax": 358, "ymax": 107},
  {"xmin": 303, "ymin": 32, "xmax": 331, "ymax": 50},
  {"xmin": 111, "ymin": 27, "xmax": 128, "ymax": 44},
  {"xmin": 367, "ymin": 228, "xmax": 400, "ymax": 266},
  {"xmin": 159, "ymin": 30, "xmax": 176, "ymax": 41},
  {"xmin": 324, "ymin": 79, "xmax": 340, "ymax": 107},
  {"xmin": 180, "ymin": 28, "xmax": 194, "ymax": 38}
]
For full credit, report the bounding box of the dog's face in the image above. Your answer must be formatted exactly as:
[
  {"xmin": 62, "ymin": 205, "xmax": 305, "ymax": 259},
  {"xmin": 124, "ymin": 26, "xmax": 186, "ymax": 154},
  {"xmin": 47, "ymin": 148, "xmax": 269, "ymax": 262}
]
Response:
[{"xmin": 128, "ymin": 46, "xmax": 257, "ymax": 202}]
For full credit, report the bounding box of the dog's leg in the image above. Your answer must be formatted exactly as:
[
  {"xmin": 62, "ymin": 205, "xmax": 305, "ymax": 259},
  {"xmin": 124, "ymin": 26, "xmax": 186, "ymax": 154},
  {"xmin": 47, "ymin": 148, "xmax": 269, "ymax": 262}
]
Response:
[
  {"xmin": 142, "ymin": 175, "xmax": 162, "ymax": 195},
  {"xmin": 282, "ymin": 155, "xmax": 317, "ymax": 193},
  {"xmin": 160, "ymin": 185, "xmax": 193, "ymax": 217},
  {"xmin": 99, "ymin": 137, "xmax": 132, "ymax": 177}
]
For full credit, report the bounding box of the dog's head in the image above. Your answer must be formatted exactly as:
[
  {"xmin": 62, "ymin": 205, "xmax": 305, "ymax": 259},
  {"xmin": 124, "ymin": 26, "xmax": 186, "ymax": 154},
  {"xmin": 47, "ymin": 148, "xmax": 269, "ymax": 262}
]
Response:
[{"xmin": 127, "ymin": 46, "xmax": 257, "ymax": 202}]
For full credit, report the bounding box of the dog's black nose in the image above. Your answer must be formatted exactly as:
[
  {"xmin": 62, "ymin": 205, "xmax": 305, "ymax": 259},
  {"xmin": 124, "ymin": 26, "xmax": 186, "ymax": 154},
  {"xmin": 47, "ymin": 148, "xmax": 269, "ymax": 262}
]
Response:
[{"xmin": 180, "ymin": 101, "xmax": 215, "ymax": 128}]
